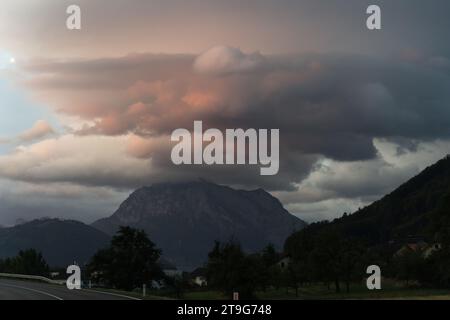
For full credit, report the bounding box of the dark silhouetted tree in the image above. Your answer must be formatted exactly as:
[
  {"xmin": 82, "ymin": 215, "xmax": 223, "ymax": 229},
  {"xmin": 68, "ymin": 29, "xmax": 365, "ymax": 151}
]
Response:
[
  {"xmin": 87, "ymin": 226, "xmax": 162, "ymax": 291},
  {"xmin": 206, "ymin": 241, "xmax": 260, "ymax": 299},
  {"xmin": 0, "ymin": 249, "xmax": 49, "ymax": 276}
]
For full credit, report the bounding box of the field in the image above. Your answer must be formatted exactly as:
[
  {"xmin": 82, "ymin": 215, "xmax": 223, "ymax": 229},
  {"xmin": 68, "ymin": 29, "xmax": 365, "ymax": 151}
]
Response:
[
  {"xmin": 155, "ymin": 281, "xmax": 450, "ymax": 300},
  {"xmin": 87, "ymin": 278, "xmax": 450, "ymax": 300}
]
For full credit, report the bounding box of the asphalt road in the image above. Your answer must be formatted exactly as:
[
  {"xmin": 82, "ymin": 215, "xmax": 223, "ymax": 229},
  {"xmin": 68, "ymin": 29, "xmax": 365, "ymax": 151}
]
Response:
[{"xmin": 0, "ymin": 279, "xmax": 141, "ymax": 300}]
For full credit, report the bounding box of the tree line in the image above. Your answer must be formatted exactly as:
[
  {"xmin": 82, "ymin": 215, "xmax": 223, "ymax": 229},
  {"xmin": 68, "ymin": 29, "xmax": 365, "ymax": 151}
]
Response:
[
  {"xmin": 0, "ymin": 249, "xmax": 49, "ymax": 276},
  {"xmin": 204, "ymin": 208, "xmax": 450, "ymax": 298},
  {"xmin": 2, "ymin": 221, "xmax": 449, "ymax": 299}
]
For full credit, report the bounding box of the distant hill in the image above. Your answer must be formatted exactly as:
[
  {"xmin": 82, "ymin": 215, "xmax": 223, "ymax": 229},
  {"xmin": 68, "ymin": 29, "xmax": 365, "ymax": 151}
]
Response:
[
  {"xmin": 0, "ymin": 219, "xmax": 110, "ymax": 267},
  {"xmin": 291, "ymin": 155, "xmax": 450, "ymax": 245},
  {"xmin": 93, "ymin": 180, "xmax": 306, "ymax": 270}
]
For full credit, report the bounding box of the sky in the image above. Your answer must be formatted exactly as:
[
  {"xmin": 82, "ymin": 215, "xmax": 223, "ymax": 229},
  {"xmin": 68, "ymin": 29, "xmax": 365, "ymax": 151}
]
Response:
[{"xmin": 1, "ymin": 0, "xmax": 450, "ymax": 225}]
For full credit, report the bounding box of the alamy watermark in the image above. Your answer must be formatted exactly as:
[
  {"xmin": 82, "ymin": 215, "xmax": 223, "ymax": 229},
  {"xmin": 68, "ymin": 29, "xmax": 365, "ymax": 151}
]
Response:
[
  {"xmin": 66, "ymin": 5, "xmax": 82, "ymax": 30},
  {"xmin": 171, "ymin": 121, "xmax": 280, "ymax": 176},
  {"xmin": 366, "ymin": 5, "xmax": 382, "ymax": 30},
  {"xmin": 66, "ymin": 265, "xmax": 81, "ymax": 290},
  {"xmin": 65, "ymin": 4, "xmax": 381, "ymax": 31},
  {"xmin": 366, "ymin": 265, "xmax": 382, "ymax": 290}
]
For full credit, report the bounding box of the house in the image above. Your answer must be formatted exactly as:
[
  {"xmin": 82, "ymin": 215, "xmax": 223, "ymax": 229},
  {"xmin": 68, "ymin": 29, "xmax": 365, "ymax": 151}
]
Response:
[
  {"xmin": 423, "ymin": 243, "xmax": 442, "ymax": 258},
  {"xmin": 158, "ymin": 258, "xmax": 183, "ymax": 278},
  {"xmin": 277, "ymin": 256, "xmax": 291, "ymax": 270},
  {"xmin": 151, "ymin": 280, "xmax": 165, "ymax": 290},
  {"xmin": 190, "ymin": 268, "xmax": 208, "ymax": 287},
  {"xmin": 394, "ymin": 240, "xmax": 442, "ymax": 259},
  {"xmin": 163, "ymin": 268, "xmax": 183, "ymax": 278},
  {"xmin": 193, "ymin": 276, "xmax": 207, "ymax": 287},
  {"xmin": 394, "ymin": 242, "xmax": 428, "ymax": 257}
]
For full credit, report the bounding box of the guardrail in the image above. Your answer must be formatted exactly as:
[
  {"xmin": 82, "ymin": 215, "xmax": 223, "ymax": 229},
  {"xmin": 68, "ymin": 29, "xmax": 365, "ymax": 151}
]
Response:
[{"xmin": 0, "ymin": 273, "xmax": 66, "ymax": 285}]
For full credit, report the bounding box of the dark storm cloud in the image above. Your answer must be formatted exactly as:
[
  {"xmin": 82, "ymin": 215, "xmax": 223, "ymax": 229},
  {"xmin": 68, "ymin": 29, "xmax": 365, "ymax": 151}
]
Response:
[
  {"xmin": 3, "ymin": 47, "xmax": 448, "ymax": 192},
  {"xmin": 2, "ymin": 0, "xmax": 450, "ymax": 222}
]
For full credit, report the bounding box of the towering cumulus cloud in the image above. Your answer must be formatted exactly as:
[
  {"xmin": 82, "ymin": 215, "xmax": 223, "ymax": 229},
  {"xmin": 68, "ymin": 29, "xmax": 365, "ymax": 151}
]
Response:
[
  {"xmin": 194, "ymin": 46, "xmax": 265, "ymax": 74},
  {"xmin": 1, "ymin": 0, "xmax": 450, "ymax": 224},
  {"xmin": 9, "ymin": 50, "xmax": 450, "ymax": 191}
]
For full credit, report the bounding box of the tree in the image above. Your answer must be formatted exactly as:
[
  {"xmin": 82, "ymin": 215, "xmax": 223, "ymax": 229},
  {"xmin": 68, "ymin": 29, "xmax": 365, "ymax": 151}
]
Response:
[
  {"xmin": 281, "ymin": 260, "xmax": 307, "ymax": 297},
  {"xmin": 285, "ymin": 223, "xmax": 369, "ymax": 294},
  {"xmin": 426, "ymin": 226, "xmax": 450, "ymax": 288},
  {"xmin": 259, "ymin": 244, "xmax": 281, "ymax": 291},
  {"xmin": 309, "ymin": 230, "xmax": 344, "ymax": 293},
  {"xmin": 340, "ymin": 239, "xmax": 365, "ymax": 293},
  {"xmin": 429, "ymin": 247, "xmax": 450, "ymax": 287},
  {"xmin": 164, "ymin": 273, "xmax": 191, "ymax": 299},
  {"xmin": 87, "ymin": 226, "xmax": 163, "ymax": 291},
  {"xmin": 393, "ymin": 248, "xmax": 425, "ymax": 285},
  {"xmin": 261, "ymin": 244, "xmax": 279, "ymax": 266},
  {"xmin": 0, "ymin": 249, "xmax": 49, "ymax": 276},
  {"xmin": 206, "ymin": 241, "xmax": 260, "ymax": 299}
]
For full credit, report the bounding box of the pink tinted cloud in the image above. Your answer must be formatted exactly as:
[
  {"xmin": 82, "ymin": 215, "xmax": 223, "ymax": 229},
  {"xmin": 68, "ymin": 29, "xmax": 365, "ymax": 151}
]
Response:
[{"xmin": 16, "ymin": 47, "xmax": 450, "ymax": 192}]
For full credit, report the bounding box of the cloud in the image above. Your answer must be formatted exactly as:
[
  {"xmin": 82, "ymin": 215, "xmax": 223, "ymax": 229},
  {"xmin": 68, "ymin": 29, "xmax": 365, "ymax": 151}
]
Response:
[
  {"xmin": 2, "ymin": 1, "xmax": 450, "ymax": 223},
  {"xmin": 0, "ymin": 131, "xmax": 317, "ymax": 191},
  {"xmin": 0, "ymin": 135, "xmax": 154, "ymax": 188},
  {"xmin": 276, "ymin": 139, "xmax": 450, "ymax": 221},
  {"xmin": 23, "ymin": 52, "xmax": 450, "ymax": 144},
  {"xmin": 1, "ymin": 133, "xmax": 447, "ymax": 224},
  {"xmin": 286, "ymin": 198, "xmax": 367, "ymax": 223},
  {"xmin": 3, "ymin": 47, "xmax": 450, "ymax": 221},
  {"xmin": 8, "ymin": 50, "xmax": 449, "ymax": 193},
  {"xmin": 0, "ymin": 120, "xmax": 55, "ymax": 145},
  {"xmin": 194, "ymin": 46, "xmax": 265, "ymax": 74},
  {"xmin": 18, "ymin": 120, "xmax": 54, "ymax": 142},
  {"xmin": 125, "ymin": 134, "xmax": 171, "ymax": 160},
  {"xmin": 0, "ymin": 178, "xmax": 127, "ymax": 225}
]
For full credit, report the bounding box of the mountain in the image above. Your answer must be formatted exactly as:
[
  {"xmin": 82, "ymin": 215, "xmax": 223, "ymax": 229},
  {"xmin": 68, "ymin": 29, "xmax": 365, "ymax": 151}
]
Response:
[
  {"xmin": 296, "ymin": 155, "xmax": 450, "ymax": 245},
  {"xmin": 93, "ymin": 180, "xmax": 306, "ymax": 270},
  {"xmin": 0, "ymin": 219, "xmax": 110, "ymax": 267}
]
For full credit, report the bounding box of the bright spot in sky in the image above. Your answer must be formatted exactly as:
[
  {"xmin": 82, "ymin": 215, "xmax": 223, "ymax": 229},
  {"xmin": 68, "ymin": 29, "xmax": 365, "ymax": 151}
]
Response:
[{"xmin": 0, "ymin": 51, "xmax": 16, "ymax": 69}]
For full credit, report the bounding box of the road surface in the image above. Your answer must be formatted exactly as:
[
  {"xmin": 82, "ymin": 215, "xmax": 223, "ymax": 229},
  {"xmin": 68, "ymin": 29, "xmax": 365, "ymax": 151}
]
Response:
[{"xmin": 0, "ymin": 279, "xmax": 141, "ymax": 300}]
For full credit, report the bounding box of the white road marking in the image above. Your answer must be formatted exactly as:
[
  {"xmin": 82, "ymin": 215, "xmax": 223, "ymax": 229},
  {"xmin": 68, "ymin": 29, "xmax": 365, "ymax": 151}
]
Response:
[
  {"xmin": 83, "ymin": 288, "xmax": 141, "ymax": 300},
  {"xmin": 0, "ymin": 282, "xmax": 64, "ymax": 300}
]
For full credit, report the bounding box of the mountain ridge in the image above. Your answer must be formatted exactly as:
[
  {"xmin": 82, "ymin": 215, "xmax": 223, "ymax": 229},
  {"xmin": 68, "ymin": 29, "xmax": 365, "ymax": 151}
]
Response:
[
  {"xmin": 294, "ymin": 155, "xmax": 450, "ymax": 245},
  {"xmin": 92, "ymin": 180, "xmax": 306, "ymax": 270},
  {"xmin": 0, "ymin": 218, "xmax": 110, "ymax": 267}
]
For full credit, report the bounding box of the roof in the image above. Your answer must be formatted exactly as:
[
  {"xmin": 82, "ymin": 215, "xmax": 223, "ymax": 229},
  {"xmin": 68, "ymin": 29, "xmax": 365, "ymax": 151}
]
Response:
[{"xmin": 191, "ymin": 267, "xmax": 207, "ymax": 277}]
